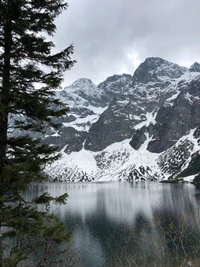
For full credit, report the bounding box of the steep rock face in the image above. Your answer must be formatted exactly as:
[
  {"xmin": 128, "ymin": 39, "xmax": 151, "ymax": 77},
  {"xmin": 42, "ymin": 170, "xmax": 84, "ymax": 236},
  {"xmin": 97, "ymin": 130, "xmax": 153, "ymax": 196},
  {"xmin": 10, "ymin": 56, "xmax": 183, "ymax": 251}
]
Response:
[
  {"xmin": 98, "ymin": 74, "xmax": 132, "ymax": 104},
  {"xmin": 129, "ymin": 127, "xmax": 147, "ymax": 150},
  {"xmin": 44, "ymin": 57, "xmax": 200, "ymax": 182},
  {"xmin": 178, "ymin": 151, "xmax": 200, "ymax": 178},
  {"xmin": 189, "ymin": 62, "xmax": 200, "ymax": 73},
  {"xmin": 147, "ymin": 76, "xmax": 200, "ymax": 153},
  {"xmin": 44, "ymin": 127, "xmax": 87, "ymax": 153},
  {"xmin": 85, "ymin": 57, "xmax": 187, "ymax": 152},
  {"xmin": 132, "ymin": 57, "xmax": 186, "ymax": 84},
  {"xmin": 45, "ymin": 74, "xmax": 134, "ymax": 153},
  {"xmin": 84, "ymin": 96, "xmax": 136, "ymax": 151},
  {"xmin": 43, "ymin": 78, "xmax": 105, "ymax": 152}
]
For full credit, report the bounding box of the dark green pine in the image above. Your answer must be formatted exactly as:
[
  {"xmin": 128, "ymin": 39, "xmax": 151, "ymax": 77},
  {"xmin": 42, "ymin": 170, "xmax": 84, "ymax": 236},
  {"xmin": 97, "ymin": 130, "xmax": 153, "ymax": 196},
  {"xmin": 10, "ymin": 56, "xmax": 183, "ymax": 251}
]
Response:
[{"xmin": 0, "ymin": 0, "xmax": 76, "ymax": 266}]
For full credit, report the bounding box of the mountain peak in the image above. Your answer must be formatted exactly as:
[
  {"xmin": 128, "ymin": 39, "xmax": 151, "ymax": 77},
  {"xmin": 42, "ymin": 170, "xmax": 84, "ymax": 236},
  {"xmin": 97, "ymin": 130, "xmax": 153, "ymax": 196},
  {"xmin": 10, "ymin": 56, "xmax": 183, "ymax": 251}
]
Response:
[
  {"xmin": 70, "ymin": 78, "xmax": 95, "ymax": 87},
  {"xmin": 144, "ymin": 57, "xmax": 166, "ymax": 64},
  {"xmin": 46, "ymin": 56, "xmax": 200, "ymax": 183},
  {"xmin": 189, "ymin": 62, "xmax": 200, "ymax": 73},
  {"xmin": 133, "ymin": 57, "xmax": 187, "ymax": 83}
]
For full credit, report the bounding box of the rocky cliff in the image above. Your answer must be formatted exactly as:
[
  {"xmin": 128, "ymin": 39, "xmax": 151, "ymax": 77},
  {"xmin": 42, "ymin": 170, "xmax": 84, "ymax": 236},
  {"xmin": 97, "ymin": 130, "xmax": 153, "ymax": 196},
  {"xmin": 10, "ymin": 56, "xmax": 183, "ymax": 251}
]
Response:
[{"xmin": 45, "ymin": 57, "xmax": 200, "ymax": 182}]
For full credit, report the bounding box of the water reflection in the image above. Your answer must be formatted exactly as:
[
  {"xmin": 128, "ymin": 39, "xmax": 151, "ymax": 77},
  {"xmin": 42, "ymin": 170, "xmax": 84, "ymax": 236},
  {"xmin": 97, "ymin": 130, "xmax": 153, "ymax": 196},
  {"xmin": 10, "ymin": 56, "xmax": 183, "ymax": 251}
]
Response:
[{"xmin": 24, "ymin": 182, "xmax": 200, "ymax": 267}]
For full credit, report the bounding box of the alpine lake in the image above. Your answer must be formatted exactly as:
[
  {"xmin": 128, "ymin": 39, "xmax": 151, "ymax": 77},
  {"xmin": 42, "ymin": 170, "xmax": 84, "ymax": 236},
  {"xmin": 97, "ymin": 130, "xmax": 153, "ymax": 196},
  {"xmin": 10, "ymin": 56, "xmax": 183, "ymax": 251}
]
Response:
[{"xmin": 24, "ymin": 181, "xmax": 200, "ymax": 267}]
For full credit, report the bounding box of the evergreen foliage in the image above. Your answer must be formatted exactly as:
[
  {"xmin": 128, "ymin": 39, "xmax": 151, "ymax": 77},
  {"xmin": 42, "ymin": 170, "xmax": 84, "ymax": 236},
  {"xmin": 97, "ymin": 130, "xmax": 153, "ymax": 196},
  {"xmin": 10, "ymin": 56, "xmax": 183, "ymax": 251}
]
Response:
[{"xmin": 0, "ymin": 0, "xmax": 76, "ymax": 265}]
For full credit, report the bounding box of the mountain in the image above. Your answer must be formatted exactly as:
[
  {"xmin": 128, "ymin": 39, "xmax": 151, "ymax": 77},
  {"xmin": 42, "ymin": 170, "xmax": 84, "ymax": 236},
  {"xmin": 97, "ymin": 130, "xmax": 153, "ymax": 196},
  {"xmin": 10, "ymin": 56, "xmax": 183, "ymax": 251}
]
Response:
[{"xmin": 44, "ymin": 57, "xmax": 200, "ymax": 183}]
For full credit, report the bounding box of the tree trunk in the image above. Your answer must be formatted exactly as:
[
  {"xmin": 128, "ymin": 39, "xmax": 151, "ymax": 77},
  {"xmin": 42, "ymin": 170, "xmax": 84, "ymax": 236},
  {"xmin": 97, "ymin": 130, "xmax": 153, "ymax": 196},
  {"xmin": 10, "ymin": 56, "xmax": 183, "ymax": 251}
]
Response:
[{"xmin": 0, "ymin": 5, "xmax": 12, "ymax": 265}]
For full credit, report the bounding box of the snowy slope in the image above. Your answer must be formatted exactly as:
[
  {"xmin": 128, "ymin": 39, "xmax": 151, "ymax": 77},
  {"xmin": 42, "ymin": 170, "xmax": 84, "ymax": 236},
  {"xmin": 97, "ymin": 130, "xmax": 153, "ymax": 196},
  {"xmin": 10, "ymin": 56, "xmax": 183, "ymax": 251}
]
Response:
[{"xmin": 45, "ymin": 58, "xmax": 200, "ymax": 183}]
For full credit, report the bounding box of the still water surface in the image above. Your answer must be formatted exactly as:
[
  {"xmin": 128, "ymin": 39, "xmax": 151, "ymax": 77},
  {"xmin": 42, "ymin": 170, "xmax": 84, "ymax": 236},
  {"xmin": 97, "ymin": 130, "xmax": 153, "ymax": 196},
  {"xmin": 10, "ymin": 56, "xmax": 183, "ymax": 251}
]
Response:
[{"xmin": 26, "ymin": 181, "xmax": 200, "ymax": 267}]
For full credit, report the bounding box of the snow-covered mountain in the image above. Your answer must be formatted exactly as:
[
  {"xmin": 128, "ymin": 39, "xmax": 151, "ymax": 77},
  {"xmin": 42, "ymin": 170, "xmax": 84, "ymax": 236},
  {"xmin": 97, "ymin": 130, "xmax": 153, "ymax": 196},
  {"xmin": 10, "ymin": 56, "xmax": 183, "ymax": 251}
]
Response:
[{"xmin": 45, "ymin": 57, "xmax": 200, "ymax": 183}]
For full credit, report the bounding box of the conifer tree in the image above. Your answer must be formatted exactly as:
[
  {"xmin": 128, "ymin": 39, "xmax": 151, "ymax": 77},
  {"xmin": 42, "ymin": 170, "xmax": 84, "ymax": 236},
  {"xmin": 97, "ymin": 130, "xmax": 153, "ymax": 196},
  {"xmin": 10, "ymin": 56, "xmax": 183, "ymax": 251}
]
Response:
[{"xmin": 0, "ymin": 0, "xmax": 76, "ymax": 266}]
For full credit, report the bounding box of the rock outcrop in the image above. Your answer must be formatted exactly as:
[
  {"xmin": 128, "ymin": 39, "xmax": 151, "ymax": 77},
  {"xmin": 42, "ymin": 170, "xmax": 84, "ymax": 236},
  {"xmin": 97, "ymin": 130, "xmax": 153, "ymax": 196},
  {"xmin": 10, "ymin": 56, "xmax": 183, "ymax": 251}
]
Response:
[{"xmin": 44, "ymin": 58, "xmax": 200, "ymax": 183}]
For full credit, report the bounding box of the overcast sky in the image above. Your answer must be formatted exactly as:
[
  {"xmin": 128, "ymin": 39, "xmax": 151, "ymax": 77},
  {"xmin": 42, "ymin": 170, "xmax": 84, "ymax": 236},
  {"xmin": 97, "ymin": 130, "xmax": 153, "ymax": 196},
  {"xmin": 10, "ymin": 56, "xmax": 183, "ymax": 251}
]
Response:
[{"xmin": 53, "ymin": 0, "xmax": 200, "ymax": 86}]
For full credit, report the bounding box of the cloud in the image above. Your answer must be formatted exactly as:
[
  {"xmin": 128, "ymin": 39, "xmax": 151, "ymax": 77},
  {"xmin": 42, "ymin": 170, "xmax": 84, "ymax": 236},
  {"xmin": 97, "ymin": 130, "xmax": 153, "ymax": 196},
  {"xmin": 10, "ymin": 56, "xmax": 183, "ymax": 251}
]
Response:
[{"xmin": 53, "ymin": 0, "xmax": 200, "ymax": 85}]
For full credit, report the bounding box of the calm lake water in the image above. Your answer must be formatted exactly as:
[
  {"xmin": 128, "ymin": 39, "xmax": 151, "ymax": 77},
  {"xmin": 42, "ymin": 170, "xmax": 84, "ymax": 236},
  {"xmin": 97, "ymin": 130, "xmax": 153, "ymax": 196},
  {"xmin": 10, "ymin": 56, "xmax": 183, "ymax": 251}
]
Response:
[{"xmin": 25, "ymin": 181, "xmax": 200, "ymax": 267}]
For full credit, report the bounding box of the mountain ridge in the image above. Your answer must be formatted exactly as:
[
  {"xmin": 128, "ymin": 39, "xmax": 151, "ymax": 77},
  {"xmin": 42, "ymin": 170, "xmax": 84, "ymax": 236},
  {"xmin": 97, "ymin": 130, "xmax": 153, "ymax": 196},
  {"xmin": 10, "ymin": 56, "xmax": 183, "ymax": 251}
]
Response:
[{"xmin": 45, "ymin": 57, "xmax": 200, "ymax": 183}]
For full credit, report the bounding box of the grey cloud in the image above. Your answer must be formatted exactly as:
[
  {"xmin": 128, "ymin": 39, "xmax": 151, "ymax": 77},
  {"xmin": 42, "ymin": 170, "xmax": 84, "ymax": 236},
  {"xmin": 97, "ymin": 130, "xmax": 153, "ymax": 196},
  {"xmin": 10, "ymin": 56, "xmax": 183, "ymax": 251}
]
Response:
[{"xmin": 53, "ymin": 0, "xmax": 200, "ymax": 86}]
